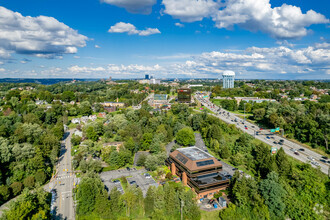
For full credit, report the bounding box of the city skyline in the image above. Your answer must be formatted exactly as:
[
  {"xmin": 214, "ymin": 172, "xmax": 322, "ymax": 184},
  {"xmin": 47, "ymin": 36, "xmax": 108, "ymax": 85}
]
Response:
[{"xmin": 0, "ymin": 0, "xmax": 329, "ymax": 79}]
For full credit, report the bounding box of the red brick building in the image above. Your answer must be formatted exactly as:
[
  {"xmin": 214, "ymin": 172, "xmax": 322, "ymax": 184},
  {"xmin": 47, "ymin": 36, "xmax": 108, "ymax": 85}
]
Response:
[{"xmin": 166, "ymin": 147, "xmax": 229, "ymax": 199}]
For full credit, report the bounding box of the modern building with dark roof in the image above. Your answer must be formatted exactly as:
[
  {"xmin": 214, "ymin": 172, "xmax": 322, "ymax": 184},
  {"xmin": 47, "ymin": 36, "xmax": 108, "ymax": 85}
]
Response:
[{"xmin": 166, "ymin": 147, "xmax": 229, "ymax": 199}]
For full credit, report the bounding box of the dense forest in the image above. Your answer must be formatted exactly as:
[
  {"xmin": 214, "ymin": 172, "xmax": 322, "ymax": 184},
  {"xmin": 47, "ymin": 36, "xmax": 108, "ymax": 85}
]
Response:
[{"xmin": 0, "ymin": 80, "xmax": 329, "ymax": 220}]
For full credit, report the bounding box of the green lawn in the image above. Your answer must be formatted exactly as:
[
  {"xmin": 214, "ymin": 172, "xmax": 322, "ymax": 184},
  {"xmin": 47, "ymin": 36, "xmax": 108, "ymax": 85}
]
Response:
[{"xmin": 201, "ymin": 209, "xmax": 220, "ymax": 220}]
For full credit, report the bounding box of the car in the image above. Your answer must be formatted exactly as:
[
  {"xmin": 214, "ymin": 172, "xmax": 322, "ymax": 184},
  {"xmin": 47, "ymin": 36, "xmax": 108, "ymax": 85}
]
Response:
[
  {"xmin": 279, "ymin": 139, "xmax": 284, "ymax": 143},
  {"xmin": 271, "ymin": 137, "xmax": 275, "ymax": 139},
  {"xmin": 126, "ymin": 167, "xmax": 130, "ymax": 171},
  {"xmin": 144, "ymin": 173, "xmax": 151, "ymax": 178},
  {"xmin": 294, "ymin": 152, "xmax": 299, "ymax": 156},
  {"xmin": 129, "ymin": 180, "xmax": 137, "ymax": 185},
  {"xmin": 307, "ymin": 156, "xmax": 314, "ymax": 161},
  {"xmin": 298, "ymin": 148, "xmax": 305, "ymax": 151},
  {"xmin": 290, "ymin": 148, "xmax": 297, "ymax": 152},
  {"xmin": 113, "ymin": 179, "xmax": 120, "ymax": 184},
  {"xmin": 320, "ymin": 159, "xmax": 327, "ymax": 163},
  {"xmin": 232, "ymin": 168, "xmax": 238, "ymax": 171},
  {"xmin": 266, "ymin": 136, "xmax": 270, "ymax": 139},
  {"xmin": 321, "ymin": 156, "xmax": 328, "ymax": 160},
  {"xmin": 311, "ymin": 161, "xmax": 320, "ymax": 166},
  {"xmin": 251, "ymin": 126, "xmax": 255, "ymax": 128}
]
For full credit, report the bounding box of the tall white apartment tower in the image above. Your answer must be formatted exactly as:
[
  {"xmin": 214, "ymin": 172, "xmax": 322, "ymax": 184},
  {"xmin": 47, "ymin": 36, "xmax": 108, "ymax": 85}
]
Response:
[{"xmin": 222, "ymin": 70, "xmax": 235, "ymax": 88}]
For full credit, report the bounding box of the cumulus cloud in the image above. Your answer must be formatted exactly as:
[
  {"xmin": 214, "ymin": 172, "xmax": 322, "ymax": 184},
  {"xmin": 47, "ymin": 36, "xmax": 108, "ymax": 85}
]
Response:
[
  {"xmin": 102, "ymin": 0, "xmax": 156, "ymax": 14},
  {"xmin": 95, "ymin": 45, "xmax": 101, "ymax": 48},
  {"xmin": 175, "ymin": 23, "xmax": 184, "ymax": 27},
  {"xmin": 212, "ymin": 0, "xmax": 329, "ymax": 39},
  {"xmin": 4, "ymin": 41, "xmax": 329, "ymax": 79},
  {"xmin": 0, "ymin": 6, "xmax": 88, "ymax": 59},
  {"xmin": 108, "ymin": 22, "xmax": 160, "ymax": 36},
  {"xmin": 161, "ymin": 0, "xmax": 329, "ymax": 39},
  {"xmin": 0, "ymin": 68, "xmax": 5, "ymax": 72},
  {"xmin": 162, "ymin": 0, "xmax": 220, "ymax": 22}
]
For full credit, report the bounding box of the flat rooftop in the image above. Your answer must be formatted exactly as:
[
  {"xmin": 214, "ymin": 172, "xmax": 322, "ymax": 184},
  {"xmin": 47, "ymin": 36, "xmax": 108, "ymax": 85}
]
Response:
[{"xmin": 177, "ymin": 147, "xmax": 213, "ymax": 161}]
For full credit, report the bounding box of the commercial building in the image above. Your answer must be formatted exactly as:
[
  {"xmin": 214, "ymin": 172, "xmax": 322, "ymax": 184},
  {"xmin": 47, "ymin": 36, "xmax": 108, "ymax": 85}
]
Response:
[
  {"xmin": 151, "ymin": 94, "xmax": 169, "ymax": 108},
  {"xmin": 222, "ymin": 70, "xmax": 235, "ymax": 89},
  {"xmin": 177, "ymin": 88, "xmax": 192, "ymax": 103},
  {"xmin": 150, "ymin": 78, "xmax": 161, "ymax": 85},
  {"xmin": 166, "ymin": 147, "xmax": 229, "ymax": 198},
  {"xmin": 145, "ymin": 74, "xmax": 150, "ymax": 80}
]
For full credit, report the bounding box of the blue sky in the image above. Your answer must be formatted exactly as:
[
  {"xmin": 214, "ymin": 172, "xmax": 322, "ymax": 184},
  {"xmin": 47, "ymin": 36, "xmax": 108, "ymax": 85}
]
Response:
[{"xmin": 0, "ymin": 0, "xmax": 329, "ymax": 79}]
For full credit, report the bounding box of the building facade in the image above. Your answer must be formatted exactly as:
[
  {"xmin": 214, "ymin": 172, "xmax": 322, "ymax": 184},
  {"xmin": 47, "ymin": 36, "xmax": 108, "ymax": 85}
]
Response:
[
  {"xmin": 177, "ymin": 88, "xmax": 192, "ymax": 103},
  {"xmin": 166, "ymin": 147, "xmax": 229, "ymax": 198},
  {"xmin": 222, "ymin": 70, "xmax": 235, "ymax": 89}
]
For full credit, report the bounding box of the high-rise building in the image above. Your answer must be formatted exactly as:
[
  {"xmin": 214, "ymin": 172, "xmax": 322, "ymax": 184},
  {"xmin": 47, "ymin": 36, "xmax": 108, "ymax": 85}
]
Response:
[
  {"xmin": 145, "ymin": 74, "xmax": 150, "ymax": 80},
  {"xmin": 222, "ymin": 70, "xmax": 235, "ymax": 88}
]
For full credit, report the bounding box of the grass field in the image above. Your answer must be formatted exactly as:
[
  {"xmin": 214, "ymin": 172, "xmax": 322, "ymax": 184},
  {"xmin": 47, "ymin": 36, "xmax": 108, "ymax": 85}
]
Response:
[{"xmin": 201, "ymin": 209, "xmax": 220, "ymax": 220}]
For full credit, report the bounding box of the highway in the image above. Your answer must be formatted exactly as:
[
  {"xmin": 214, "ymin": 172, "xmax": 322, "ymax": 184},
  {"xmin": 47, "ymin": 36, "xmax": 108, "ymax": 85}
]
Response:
[
  {"xmin": 195, "ymin": 94, "xmax": 330, "ymax": 175},
  {"xmin": 49, "ymin": 129, "xmax": 75, "ymax": 219}
]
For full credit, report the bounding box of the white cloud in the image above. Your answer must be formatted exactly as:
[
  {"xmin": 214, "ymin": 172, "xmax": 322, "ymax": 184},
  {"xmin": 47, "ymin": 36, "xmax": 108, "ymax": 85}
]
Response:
[
  {"xmin": 162, "ymin": 0, "xmax": 220, "ymax": 22},
  {"xmin": 108, "ymin": 22, "xmax": 160, "ymax": 36},
  {"xmin": 175, "ymin": 23, "xmax": 184, "ymax": 27},
  {"xmin": 0, "ymin": 68, "xmax": 5, "ymax": 72},
  {"xmin": 212, "ymin": 0, "xmax": 329, "ymax": 39},
  {"xmin": 95, "ymin": 45, "xmax": 101, "ymax": 48},
  {"xmin": 73, "ymin": 56, "xmax": 80, "ymax": 59},
  {"xmin": 68, "ymin": 65, "xmax": 106, "ymax": 73},
  {"xmin": 0, "ymin": 6, "xmax": 88, "ymax": 58},
  {"xmin": 161, "ymin": 0, "xmax": 329, "ymax": 39},
  {"xmin": 102, "ymin": 0, "xmax": 156, "ymax": 14}
]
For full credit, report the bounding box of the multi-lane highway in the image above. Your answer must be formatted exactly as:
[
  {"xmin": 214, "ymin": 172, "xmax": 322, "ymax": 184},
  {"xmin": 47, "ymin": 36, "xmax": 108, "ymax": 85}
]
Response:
[
  {"xmin": 195, "ymin": 94, "xmax": 330, "ymax": 175},
  {"xmin": 49, "ymin": 129, "xmax": 75, "ymax": 219}
]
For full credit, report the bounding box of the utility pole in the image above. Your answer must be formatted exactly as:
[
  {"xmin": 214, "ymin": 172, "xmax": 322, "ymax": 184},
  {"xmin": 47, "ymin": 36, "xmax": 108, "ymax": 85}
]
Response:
[{"xmin": 181, "ymin": 199, "xmax": 184, "ymax": 220}]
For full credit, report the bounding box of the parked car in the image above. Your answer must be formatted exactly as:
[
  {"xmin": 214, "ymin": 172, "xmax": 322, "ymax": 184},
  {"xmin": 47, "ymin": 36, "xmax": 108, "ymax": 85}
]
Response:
[
  {"xmin": 298, "ymin": 148, "xmax": 305, "ymax": 151},
  {"xmin": 321, "ymin": 156, "xmax": 328, "ymax": 160},
  {"xmin": 113, "ymin": 179, "xmax": 120, "ymax": 184},
  {"xmin": 294, "ymin": 152, "xmax": 299, "ymax": 156},
  {"xmin": 144, "ymin": 173, "xmax": 151, "ymax": 178},
  {"xmin": 126, "ymin": 167, "xmax": 130, "ymax": 171},
  {"xmin": 266, "ymin": 136, "xmax": 270, "ymax": 139}
]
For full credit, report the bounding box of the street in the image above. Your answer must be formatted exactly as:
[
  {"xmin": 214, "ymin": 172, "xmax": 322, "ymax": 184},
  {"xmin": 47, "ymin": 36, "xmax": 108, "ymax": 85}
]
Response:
[
  {"xmin": 49, "ymin": 129, "xmax": 75, "ymax": 220},
  {"xmin": 195, "ymin": 94, "xmax": 330, "ymax": 175}
]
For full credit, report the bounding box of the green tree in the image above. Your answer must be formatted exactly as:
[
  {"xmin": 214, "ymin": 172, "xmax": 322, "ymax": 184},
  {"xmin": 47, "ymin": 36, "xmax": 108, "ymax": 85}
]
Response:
[
  {"xmin": 10, "ymin": 182, "xmax": 23, "ymax": 196},
  {"xmin": 23, "ymin": 176, "xmax": 35, "ymax": 189},
  {"xmin": 259, "ymin": 172, "xmax": 286, "ymax": 219},
  {"xmin": 275, "ymin": 148, "xmax": 292, "ymax": 177},
  {"xmin": 176, "ymin": 127, "xmax": 195, "ymax": 146}
]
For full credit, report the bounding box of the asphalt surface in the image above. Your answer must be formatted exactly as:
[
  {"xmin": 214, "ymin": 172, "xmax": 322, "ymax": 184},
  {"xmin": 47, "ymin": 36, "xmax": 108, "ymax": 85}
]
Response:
[
  {"xmin": 100, "ymin": 168, "xmax": 157, "ymax": 196},
  {"xmin": 195, "ymin": 94, "xmax": 330, "ymax": 175},
  {"xmin": 49, "ymin": 129, "xmax": 76, "ymax": 220}
]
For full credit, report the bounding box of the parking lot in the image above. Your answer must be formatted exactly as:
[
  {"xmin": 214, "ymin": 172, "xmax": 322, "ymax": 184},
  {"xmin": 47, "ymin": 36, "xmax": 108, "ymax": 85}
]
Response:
[
  {"xmin": 127, "ymin": 173, "xmax": 158, "ymax": 196},
  {"xmin": 102, "ymin": 179, "xmax": 124, "ymax": 194},
  {"xmin": 99, "ymin": 168, "xmax": 158, "ymax": 196}
]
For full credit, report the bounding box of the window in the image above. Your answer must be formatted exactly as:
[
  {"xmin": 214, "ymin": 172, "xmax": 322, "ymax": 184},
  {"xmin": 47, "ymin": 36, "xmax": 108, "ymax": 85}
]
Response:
[
  {"xmin": 196, "ymin": 160, "xmax": 214, "ymax": 167},
  {"xmin": 176, "ymin": 154, "xmax": 188, "ymax": 164}
]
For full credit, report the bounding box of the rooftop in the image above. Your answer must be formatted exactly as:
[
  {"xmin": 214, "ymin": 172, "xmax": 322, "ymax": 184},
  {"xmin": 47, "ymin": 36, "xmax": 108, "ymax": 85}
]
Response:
[
  {"xmin": 154, "ymin": 94, "xmax": 167, "ymax": 100},
  {"xmin": 222, "ymin": 70, "xmax": 235, "ymax": 76},
  {"xmin": 177, "ymin": 147, "xmax": 213, "ymax": 161}
]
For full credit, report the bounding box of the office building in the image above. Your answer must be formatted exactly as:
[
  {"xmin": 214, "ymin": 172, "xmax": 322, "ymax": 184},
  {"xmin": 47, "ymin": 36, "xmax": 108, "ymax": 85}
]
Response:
[
  {"xmin": 166, "ymin": 147, "xmax": 229, "ymax": 198},
  {"xmin": 222, "ymin": 70, "xmax": 235, "ymax": 89},
  {"xmin": 177, "ymin": 88, "xmax": 192, "ymax": 103},
  {"xmin": 145, "ymin": 74, "xmax": 150, "ymax": 80}
]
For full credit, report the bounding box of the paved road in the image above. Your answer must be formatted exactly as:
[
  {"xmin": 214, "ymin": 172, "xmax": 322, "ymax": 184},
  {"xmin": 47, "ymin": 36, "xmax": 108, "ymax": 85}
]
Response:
[
  {"xmin": 195, "ymin": 94, "xmax": 330, "ymax": 175},
  {"xmin": 50, "ymin": 129, "xmax": 76, "ymax": 220}
]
